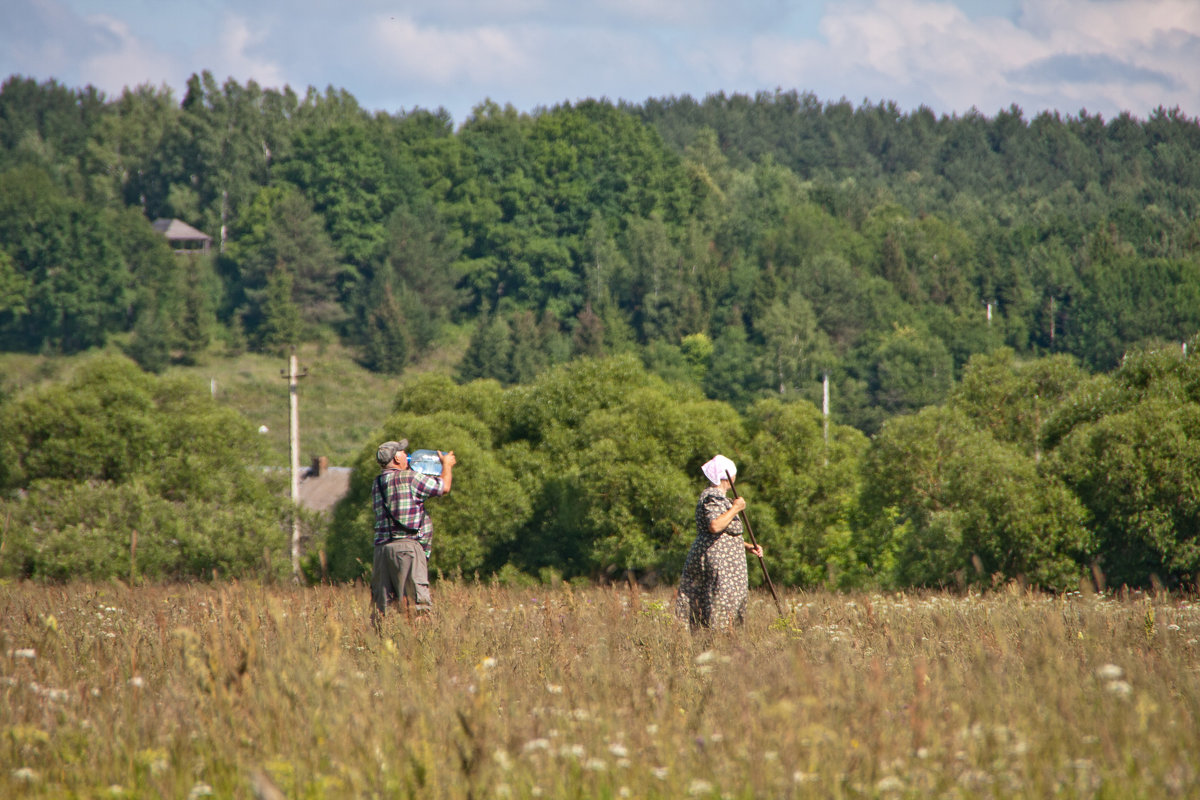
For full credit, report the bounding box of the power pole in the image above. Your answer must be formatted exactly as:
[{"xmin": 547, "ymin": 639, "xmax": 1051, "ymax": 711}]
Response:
[
  {"xmin": 282, "ymin": 348, "xmax": 308, "ymax": 581},
  {"xmin": 822, "ymin": 372, "xmax": 830, "ymax": 466}
]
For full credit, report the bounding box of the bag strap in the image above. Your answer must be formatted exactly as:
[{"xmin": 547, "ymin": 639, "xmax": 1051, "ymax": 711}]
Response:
[{"xmin": 375, "ymin": 473, "xmax": 417, "ymax": 534}]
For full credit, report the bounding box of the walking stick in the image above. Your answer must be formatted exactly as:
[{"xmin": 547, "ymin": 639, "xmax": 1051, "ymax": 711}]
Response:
[{"xmin": 726, "ymin": 470, "xmax": 785, "ymax": 615}]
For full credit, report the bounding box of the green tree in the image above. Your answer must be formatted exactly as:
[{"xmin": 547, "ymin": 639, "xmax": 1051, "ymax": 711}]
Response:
[
  {"xmin": 228, "ymin": 184, "xmax": 350, "ymax": 336},
  {"xmin": 866, "ymin": 325, "xmax": 954, "ymax": 418},
  {"xmin": 0, "ymin": 166, "xmax": 133, "ymax": 352},
  {"xmin": 1044, "ymin": 344, "xmax": 1200, "ymax": 587},
  {"xmin": 256, "ymin": 268, "xmax": 302, "ymax": 353},
  {"xmin": 0, "ymin": 355, "xmax": 291, "ymax": 580},
  {"xmin": 860, "ymin": 405, "xmax": 1091, "ymax": 590},
  {"xmin": 457, "ymin": 307, "xmax": 511, "ymax": 383},
  {"xmin": 743, "ymin": 398, "xmax": 869, "ymax": 588}
]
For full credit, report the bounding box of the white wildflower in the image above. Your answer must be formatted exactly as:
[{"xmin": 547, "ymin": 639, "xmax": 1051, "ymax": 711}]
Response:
[
  {"xmin": 694, "ymin": 650, "xmax": 717, "ymax": 665},
  {"xmin": 1095, "ymin": 664, "xmax": 1124, "ymax": 680},
  {"xmin": 584, "ymin": 757, "xmax": 606, "ymax": 771},
  {"xmin": 688, "ymin": 778, "xmax": 713, "ymax": 795},
  {"xmin": 12, "ymin": 649, "xmax": 36, "ymax": 660},
  {"xmin": 876, "ymin": 776, "xmax": 905, "ymax": 793},
  {"xmin": 1106, "ymin": 680, "xmax": 1133, "ymax": 697},
  {"xmin": 522, "ymin": 738, "xmax": 551, "ymax": 753},
  {"xmin": 608, "ymin": 743, "xmax": 629, "ymax": 758},
  {"xmin": 186, "ymin": 783, "xmax": 214, "ymax": 799},
  {"xmin": 12, "ymin": 767, "xmax": 38, "ymax": 783}
]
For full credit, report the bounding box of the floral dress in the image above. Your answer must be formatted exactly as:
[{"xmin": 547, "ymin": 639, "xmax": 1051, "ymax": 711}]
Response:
[{"xmin": 675, "ymin": 485, "xmax": 748, "ymax": 629}]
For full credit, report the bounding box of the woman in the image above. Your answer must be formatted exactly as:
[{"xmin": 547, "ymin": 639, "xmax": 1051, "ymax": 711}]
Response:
[{"xmin": 675, "ymin": 454, "xmax": 764, "ymax": 629}]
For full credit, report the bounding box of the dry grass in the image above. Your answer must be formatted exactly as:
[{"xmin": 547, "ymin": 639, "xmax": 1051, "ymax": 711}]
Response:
[{"xmin": 2, "ymin": 581, "xmax": 1199, "ymax": 798}]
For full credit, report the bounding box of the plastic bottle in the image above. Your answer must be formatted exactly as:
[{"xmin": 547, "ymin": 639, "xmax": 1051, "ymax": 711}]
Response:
[{"xmin": 408, "ymin": 449, "xmax": 443, "ymax": 476}]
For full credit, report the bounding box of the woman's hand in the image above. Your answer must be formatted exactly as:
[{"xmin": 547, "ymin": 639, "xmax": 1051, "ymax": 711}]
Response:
[{"xmin": 745, "ymin": 542, "xmax": 763, "ymax": 558}]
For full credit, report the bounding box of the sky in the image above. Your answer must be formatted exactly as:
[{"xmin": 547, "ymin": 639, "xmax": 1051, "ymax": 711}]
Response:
[{"xmin": 2, "ymin": 0, "xmax": 1198, "ymax": 125}]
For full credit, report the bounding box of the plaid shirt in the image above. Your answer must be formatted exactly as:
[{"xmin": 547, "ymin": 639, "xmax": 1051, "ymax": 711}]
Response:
[{"xmin": 372, "ymin": 468, "xmax": 444, "ymax": 556}]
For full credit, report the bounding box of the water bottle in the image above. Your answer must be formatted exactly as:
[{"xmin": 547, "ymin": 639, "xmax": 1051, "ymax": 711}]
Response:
[{"xmin": 408, "ymin": 449, "xmax": 443, "ymax": 476}]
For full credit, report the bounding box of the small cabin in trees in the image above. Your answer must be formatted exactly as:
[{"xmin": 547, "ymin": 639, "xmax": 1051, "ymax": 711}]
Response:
[{"xmin": 152, "ymin": 218, "xmax": 212, "ymax": 254}]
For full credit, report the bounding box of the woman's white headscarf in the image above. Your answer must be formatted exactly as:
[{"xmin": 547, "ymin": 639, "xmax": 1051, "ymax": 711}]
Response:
[{"xmin": 701, "ymin": 454, "xmax": 736, "ymax": 486}]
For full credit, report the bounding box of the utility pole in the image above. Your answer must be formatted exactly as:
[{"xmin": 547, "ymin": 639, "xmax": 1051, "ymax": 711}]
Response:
[
  {"xmin": 822, "ymin": 372, "xmax": 830, "ymax": 466},
  {"xmin": 282, "ymin": 348, "xmax": 308, "ymax": 581}
]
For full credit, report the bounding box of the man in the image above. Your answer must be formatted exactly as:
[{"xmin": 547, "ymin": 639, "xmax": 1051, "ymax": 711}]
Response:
[{"xmin": 370, "ymin": 438, "xmax": 455, "ymax": 623}]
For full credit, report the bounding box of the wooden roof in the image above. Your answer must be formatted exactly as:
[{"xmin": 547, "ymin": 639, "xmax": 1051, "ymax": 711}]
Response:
[{"xmin": 152, "ymin": 218, "xmax": 212, "ymax": 242}]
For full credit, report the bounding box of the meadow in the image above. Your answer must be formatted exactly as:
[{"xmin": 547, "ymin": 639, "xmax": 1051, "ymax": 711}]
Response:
[{"xmin": 2, "ymin": 581, "xmax": 1199, "ymax": 799}]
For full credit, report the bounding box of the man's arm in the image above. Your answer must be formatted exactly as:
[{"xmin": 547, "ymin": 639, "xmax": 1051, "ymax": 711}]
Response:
[{"xmin": 439, "ymin": 451, "xmax": 456, "ymax": 493}]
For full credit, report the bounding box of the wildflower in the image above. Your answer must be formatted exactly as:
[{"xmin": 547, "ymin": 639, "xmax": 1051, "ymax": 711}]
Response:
[
  {"xmin": 876, "ymin": 776, "xmax": 905, "ymax": 793},
  {"xmin": 1106, "ymin": 680, "xmax": 1133, "ymax": 697},
  {"xmin": 545, "ymin": 683, "xmax": 563, "ymax": 694},
  {"xmin": 608, "ymin": 743, "xmax": 629, "ymax": 758},
  {"xmin": 479, "ymin": 656, "xmax": 497, "ymax": 670},
  {"xmin": 129, "ymin": 676, "xmax": 145, "ymax": 688},
  {"xmin": 1095, "ymin": 664, "xmax": 1124, "ymax": 681},
  {"xmin": 11, "ymin": 649, "xmax": 36, "ymax": 660},
  {"xmin": 651, "ymin": 767, "xmax": 669, "ymax": 780},
  {"xmin": 12, "ymin": 767, "xmax": 38, "ymax": 783},
  {"xmin": 584, "ymin": 758, "xmax": 606, "ymax": 771},
  {"xmin": 187, "ymin": 783, "xmax": 214, "ymax": 799},
  {"xmin": 688, "ymin": 779, "xmax": 713, "ymax": 795},
  {"xmin": 522, "ymin": 738, "xmax": 551, "ymax": 753}
]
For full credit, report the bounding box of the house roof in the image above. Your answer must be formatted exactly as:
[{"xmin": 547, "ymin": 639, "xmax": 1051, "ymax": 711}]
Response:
[
  {"xmin": 298, "ymin": 466, "xmax": 353, "ymax": 513},
  {"xmin": 152, "ymin": 218, "xmax": 212, "ymax": 242}
]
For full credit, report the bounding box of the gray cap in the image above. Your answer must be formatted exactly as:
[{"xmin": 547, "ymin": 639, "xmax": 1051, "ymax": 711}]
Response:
[{"xmin": 375, "ymin": 439, "xmax": 409, "ymax": 466}]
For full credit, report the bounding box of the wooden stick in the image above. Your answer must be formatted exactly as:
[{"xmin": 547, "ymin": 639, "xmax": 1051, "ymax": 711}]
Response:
[{"xmin": 726, "ymin": 470, "xmax": 784, "ymax": 615}]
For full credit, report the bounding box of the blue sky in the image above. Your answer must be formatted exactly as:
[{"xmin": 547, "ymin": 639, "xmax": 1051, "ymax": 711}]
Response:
[{"xmin": 3, "ymin": 0, "xmax": 1197, "ymax": 124}]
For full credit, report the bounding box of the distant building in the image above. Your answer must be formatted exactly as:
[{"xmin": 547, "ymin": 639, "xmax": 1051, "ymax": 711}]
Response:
[{"xmin": 152, "ymin": 218, "xmax": 212, "ymax": 254}]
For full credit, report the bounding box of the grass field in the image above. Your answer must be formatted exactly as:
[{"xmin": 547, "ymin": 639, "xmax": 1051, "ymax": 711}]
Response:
[{"xmin": 2, "ymin": 581, "xmax": 1198, "ymax": 798}]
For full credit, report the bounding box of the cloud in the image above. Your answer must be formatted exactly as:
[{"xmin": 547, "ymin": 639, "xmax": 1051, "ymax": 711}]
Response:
[
  {"xmin": 2, "ymin": 0, "xmax": 1197, "ymax": 123},
  {"xmin": 1008, "ymin": 53, "xmax": 1178, "ymax": 89},
  {"xmin": 369, "ymin": 15, "xmax": 534, "ymax": 87},
  {"xmin": 738, "ymin": 0, "xmax": 1200, "ymax": 117},
  {"xmin": 195, "ymin": 13, "xmax": 288, "ymax": 90},
  {"xmin": 80, "ymin": 15, "xmax": 181, "ymax": 95}
]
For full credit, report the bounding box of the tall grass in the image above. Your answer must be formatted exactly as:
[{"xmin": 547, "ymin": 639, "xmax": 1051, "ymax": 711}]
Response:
[{"xmin": 2, "ymin": 582, "xmax": 1198, "ymax": 798}]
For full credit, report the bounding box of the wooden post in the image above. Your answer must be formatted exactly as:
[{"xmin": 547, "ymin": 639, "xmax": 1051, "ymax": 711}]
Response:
[
  {"xmin": 822, "ymin": 372, "xmax": 830, "ymax": 466},
  {"xmin": 283, "ymin": 349, "xmax": 308, "ymax": 582}
]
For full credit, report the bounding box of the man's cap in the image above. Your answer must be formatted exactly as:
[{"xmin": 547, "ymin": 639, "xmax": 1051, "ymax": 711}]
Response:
[{"xmin": 376, "ymin": 439, "xmax": 409, "ymax": 466}]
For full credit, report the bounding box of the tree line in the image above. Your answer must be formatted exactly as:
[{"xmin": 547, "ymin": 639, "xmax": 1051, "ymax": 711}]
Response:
[
  {"xmin": 3, "ymin": 346, "xmax": 1196, "ymax": 592},
  {"xmin": 2, "ymin": 75, "xmax": 1199, "ymax": 426},
  {"xmin": 1, "ymin": 73, "xmax": 1198, "ymax": 588}
]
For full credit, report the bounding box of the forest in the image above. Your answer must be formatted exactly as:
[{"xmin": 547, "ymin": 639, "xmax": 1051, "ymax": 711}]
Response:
[{"xmin": 1, "ymin": 72, "xmax": 1198, "ymax": 590}]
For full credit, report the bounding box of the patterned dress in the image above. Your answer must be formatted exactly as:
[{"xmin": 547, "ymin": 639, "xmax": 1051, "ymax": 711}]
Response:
[{"xmin": 675, "ymin": 485, "xmax": 748, "ymax": 629}]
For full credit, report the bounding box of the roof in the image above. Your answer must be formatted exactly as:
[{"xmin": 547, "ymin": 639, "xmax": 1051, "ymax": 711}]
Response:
[
  {"xmin": 298, "ymin": 466, "xmax": 352, "ymax": 513},
  {"xmin": 152, "ymin": 218, "xmax": 212, "ymax": 242}
]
